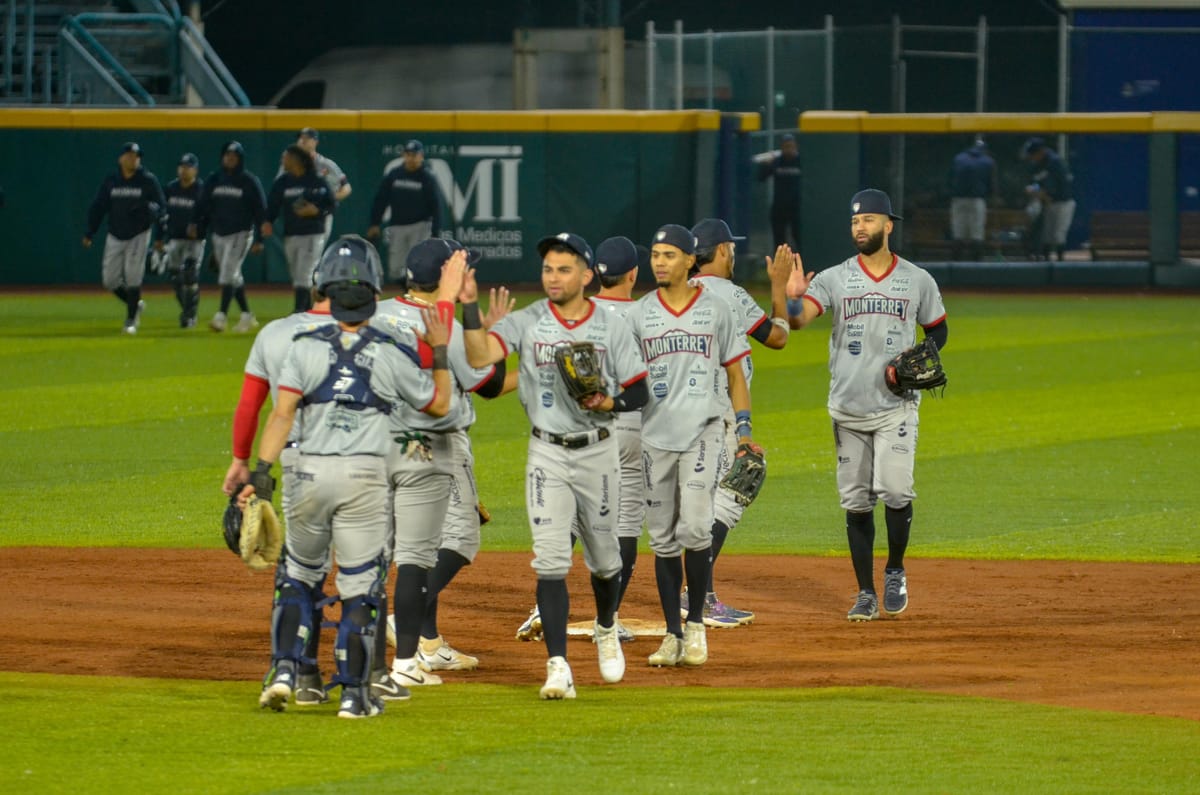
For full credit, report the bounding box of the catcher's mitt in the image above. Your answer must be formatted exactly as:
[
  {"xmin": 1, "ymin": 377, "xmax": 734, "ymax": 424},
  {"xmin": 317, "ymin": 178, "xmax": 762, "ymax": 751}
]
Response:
[
  {"xmin": 719, "ymin": 443, "xmax": 766, "ymax": 507},
  {"xmin": 222, "ymin": 490, "xmax": 283, "ymax": 572},
  {"xmin": 554, "ymin": 341, "xmax": 606, "ymax": 403},
  {"xmin": 884, "ymin": 337, "xmax": 947, "ymax": 396}
]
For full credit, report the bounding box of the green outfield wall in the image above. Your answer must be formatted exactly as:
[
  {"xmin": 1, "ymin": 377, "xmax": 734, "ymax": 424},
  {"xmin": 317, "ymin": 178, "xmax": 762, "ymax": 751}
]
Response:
[{"xmin": 0, "ymin": 109, "xmax": 758, "ymax": 286}]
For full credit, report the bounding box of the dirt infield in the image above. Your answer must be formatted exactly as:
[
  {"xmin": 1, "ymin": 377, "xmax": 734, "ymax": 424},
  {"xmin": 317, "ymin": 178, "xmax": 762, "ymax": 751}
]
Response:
[{"xmin": 3, "ymin": 548, "xmax": 1196, "ymax": 720}]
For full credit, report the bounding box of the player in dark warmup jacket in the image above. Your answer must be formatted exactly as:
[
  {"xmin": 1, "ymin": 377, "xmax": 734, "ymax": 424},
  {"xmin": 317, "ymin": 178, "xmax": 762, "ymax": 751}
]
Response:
[
  {"xmin": 192, "ymin": 141, "xmax": 267, "ymax": 333},
  {"xmin": 758, "ymin": 134, "xmax": 802, "ymax": 249},
  {"xmin": 84, "ymin": 141, "xmax": 167, "ymax": 334},
  {"xmin": 158, "ymin": 152, "xmax": 206, "ymax": 327},
  {"xmin": 367, "ymin": 140, "xmax": 443, "ymax": 286},
  {"xmin": 264, "ymin": 145, "xmax": 336, "ymax": 313}
]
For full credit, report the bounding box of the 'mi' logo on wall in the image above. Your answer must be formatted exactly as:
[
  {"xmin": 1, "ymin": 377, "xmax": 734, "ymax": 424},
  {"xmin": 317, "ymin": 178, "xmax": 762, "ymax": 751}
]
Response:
[{"xmin": 382, "ymin": 143, "xmax": 524, "ymax": 261}]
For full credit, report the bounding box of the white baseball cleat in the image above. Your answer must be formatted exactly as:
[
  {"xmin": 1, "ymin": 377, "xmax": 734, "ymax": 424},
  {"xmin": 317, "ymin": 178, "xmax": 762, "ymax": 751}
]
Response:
[
  {"xmin": 682, "ymin": 621, "xmax": 707, "ymax": 666},
  {"xmin": 209, "ymin": 311, "xmax": 227, "ymax": 332},
  {"xmin": 234, "ymin": 312, "xmax": 258, "ymax": 333},
  {"xmin": 593, "ymin": 620, "xmax": 625, "ymax": 683},
  {"xmin": 390, "ymin": 656, "xmax": 443, "ymax": 686},
  {"xmin": 539, "ymin": 656, "xmax": 576, "ymax": 700},
  {"xmin": 418, "ymin": 635, "xmax": 479, "ymax": 671}
]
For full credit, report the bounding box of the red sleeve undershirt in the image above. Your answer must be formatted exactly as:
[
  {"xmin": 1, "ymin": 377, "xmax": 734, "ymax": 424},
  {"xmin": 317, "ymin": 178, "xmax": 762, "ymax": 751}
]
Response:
[{"xmin": 231, "ymin": 374, "xmax": 270, "ymax": 460}]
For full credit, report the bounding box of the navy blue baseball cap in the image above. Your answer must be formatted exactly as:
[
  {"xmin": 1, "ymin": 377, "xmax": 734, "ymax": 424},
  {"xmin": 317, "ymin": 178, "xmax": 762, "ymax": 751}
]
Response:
[
  {"xmin": 635, "ymin": 244, "xmax": 651, "ymax": 271},
  {"xmin": 1021, "ymin": 137, "xmax": 1045, "ymax": 157},
  {"xmin": 594, "ymin": 236, "xmax": 639, "ymax": 277},
  {"xmin": 406, "ymin": 238, "xmax": 454, "ymax": 285},
  {"xmin": 850, "ymin": 189, "xmax": 902, "ymax": 221},
  {"xmin": 179, "ymin": 152, "xmax": 199, "ymax": 167},
  {"xmin": 537, "ymin": 232, "xmax": 593, "ymax": 266},
  {"xmin": 651, "ymin": 224, "xmax": 697, "ymax": 255},
  {"xmin": 404, "ymin": 139, "xmax": 424, "ymax": 153},
  {"xmin": 120, "ymin": 141, "xmax": 141, "ymax": 156},
  {"xmin": 298, "ymin": 127, "xmax": 319, "ymax": 141},
  {"xmin": 692, "ymin": 218, "xmax": 746, "ymax": 249},
  {"xmin": 446, "ymin": 238, "xmax": 483, "ymax": 265}
]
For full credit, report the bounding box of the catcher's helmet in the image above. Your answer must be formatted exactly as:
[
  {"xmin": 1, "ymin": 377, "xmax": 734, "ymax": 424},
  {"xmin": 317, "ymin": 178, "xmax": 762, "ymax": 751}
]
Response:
[{"xmin": 315, "ymin": 235, "xmax": 384, "ymax": 323}]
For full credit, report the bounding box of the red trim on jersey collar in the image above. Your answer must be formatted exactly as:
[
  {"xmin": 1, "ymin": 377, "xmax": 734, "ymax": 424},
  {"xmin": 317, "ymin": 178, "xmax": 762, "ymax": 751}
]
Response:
[
  {"xmin": 593, "ymin": 294, "xmax": 635, "ymax": 303},
  {"xmin": 309, "ymin": 308, "xmax": 331, "ymax": 315},
  {"xmin": 857, "ymin": 253, "xmax": 898, "ymax": 283},
  {"xmin": 548, "ymin": 298, "xmax": 595, "ymax": 329},
  {"xmin": 654, "ymin": 284, "xmax": 703, "ymax": 317}
]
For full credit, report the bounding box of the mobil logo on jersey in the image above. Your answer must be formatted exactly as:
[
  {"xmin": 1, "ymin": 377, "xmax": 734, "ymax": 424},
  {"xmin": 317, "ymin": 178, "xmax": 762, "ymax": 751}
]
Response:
[
  {"xmin": 641, "ymin": 330, "xmax": 713, "ymax": 361},
  {"xmin": 843, "ymin": 292, "xmax": 910, "ymax": 322},
  {"xmin": 382, "ymin": 141, "xmax": 524, "ymax": 262}
]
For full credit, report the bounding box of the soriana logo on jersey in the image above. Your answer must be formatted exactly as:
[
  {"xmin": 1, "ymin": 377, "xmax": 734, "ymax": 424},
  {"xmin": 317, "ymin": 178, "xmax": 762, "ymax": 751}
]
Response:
[{"xmin": 842, "ymin": 292, "xmax": 910, "ymax": 321}]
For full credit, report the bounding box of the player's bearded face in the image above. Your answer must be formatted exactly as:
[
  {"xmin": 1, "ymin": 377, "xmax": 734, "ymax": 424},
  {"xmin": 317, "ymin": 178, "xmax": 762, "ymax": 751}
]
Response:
[
  {"xmin": 852, "ymin": 216, "xmax": 888, "ymax": 256},
  {"xmin": 542, "ymin": 252, "xmax": 589, "ymax": 305}
]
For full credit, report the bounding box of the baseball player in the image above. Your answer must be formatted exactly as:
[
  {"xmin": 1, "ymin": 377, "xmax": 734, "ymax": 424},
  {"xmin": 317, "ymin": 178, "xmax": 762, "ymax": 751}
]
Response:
[
  {"xmin": 264, "ymin": 144, "xmax": 335, "ymax": 313},
  {"xmin": 686, "ymin": 218, "xmax": 795, "ymax": 627},
  {"xmin": 462, "ymin": 232, "xmax": 649, "ymax": 699},
  {"xmin": 785, "ymin": 189, "xmax": 948, "ymax": 621},
  {"xmin": 296, "ymin": 127, "xmax": 352, "ymax": 202},
  {"xmin": 83, "ymin": 141, "xmax": 166, "ymax": 334},
  {"xmin": 372, "ymin": 238, "xmax": 508, "ymax": 688},
  {"xmin": 367, "ymin": 139, "xmax": 442, "ymax": 286},
  {"xmin": 514, "ymin": 236, "xmax": 646, "ymax": 646},
  {"xmin": 246, "ymin": 235, "xmax": 452, "ymax": 719},
  {"xmin": 153, "ymin": 152, "xmax": 206, "ymax": 328},
  {"xmin": 192, "ymin": 141, "xmax": 267, "ymax": 333},
  {"xmin": 625, "ymin": 224, "xmax": 759, "ymax": 668}
]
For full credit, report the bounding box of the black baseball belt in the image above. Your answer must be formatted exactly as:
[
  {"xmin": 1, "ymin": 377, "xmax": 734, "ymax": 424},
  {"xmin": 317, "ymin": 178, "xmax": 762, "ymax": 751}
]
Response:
[{"xmin": 531, "ymin": 426, "xmax": 611, "ymax": 449}]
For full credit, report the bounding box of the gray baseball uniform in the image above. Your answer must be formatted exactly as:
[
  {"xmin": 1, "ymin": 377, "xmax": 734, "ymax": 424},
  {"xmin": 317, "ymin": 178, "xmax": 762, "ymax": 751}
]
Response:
[
  {"xmin": 801, "ymin": 254, "xmax": 946, "ymax": 511},
  {"xmin": 626, "ymin": 285, "xmax": 750, "ymax": 555},
  {"xmin": 691, "ymin": 274, "xmax": 770, "ymax": 530},
  {"xmin": 489, "ymin": 298, "xmax": 647, "ymax": 579},
  {"xmin": 373, "ymin": 299, "xmax": 497, "ymax": 567},
  {"xmin": 276, "ymin": 325, "xmax": 435, "ymax": 599},
  {"xmin": 592, "ymin": 295, "xmax": 645, "ymax": 539}
]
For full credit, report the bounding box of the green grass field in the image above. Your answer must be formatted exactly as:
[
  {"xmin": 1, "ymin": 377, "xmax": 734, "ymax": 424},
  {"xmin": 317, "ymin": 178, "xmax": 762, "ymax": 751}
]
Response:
[{"xmin": 2, "ymin": 289, "xmax": 1197, "ymax": 793}]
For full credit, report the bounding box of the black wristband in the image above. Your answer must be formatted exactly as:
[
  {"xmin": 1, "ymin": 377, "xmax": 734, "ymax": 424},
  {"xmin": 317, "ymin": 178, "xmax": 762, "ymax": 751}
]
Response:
[
  {"xmin": 432, "ymin": 345, "xmax": 449, "ymax": 370},
  {"xmin": 462, "ymin": 302, "xmax": 482, "ymax": 330},
  {"xmin": 254, "ymin": 459, "xmax": 273, "ymax": 474}
]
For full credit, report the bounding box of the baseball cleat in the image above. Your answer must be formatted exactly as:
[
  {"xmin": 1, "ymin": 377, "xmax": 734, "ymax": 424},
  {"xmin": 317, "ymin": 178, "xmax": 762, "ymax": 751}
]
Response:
[
  {"xmin": 293, "ymin": 671, "xmax": 328, "ymax": 706},
  {"xmin": 516, "ymin": 607, "xmax": 543, "ymax": 642},
  {"xmin": 258, "ymin": 660, "xmax": 296, "ymax": 712},
  {"xmin": 704, "ymin": 592, "xmax": 755, "ymax": 627},
  {"xmin": 682, "ymin": 621, "xmax": 708, "ymax": 666},
  {"xmin": 593, "ymin": 620, "xmax": 625, "ymax": 683},
  {"xmin": 883, "ymin": 568, "xmax": 908, "ymax": 616},
  {"xmin": 614, "ymin": 614, "xmax": 635, "ymax": 643},
  {"xmin": 539, "ymin": 656, "xmax": 576, "ymax": 700},
  {"xmin": 209, "ymin": 311, "xmax": 227, "ymax": 332},
  {"xmin": 418, "ymin": 635, "xmax": 479, "ymax": 671},
  {"xmin": 134, "ymin": 299, "xmax": 145, "ymax": 329},
  {"xmin": 390, "ymin": 656, "xmax": 443, "ymax": 687},
  {"xmin": 122, "ymin": 321, "xmax": 137, "ymax": 335},
  {"xmin": 337, "ymin": 687, "xmax": 384, "ymax": 719},
  {"xmin": 647, "ymin": 634, "xmax": 684, "ymax": 667},
  {"xmin": 369, "ymin": 668, "xmax": 413, "ymax": 701},
  {"xmin": 847, "ymin": 590, "xmax": 880, "ymax": 621},
  {"xmin": 234, "ymin": 312, "xmax": 258, "ymax": 333}
]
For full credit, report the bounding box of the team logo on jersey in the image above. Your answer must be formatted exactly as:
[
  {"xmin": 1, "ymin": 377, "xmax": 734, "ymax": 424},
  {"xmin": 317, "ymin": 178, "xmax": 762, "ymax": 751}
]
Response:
[
  {"xmin": 848, "ymin": 340, "xmax": 862, "ymax": 356},
  {"xmin": 641, "ymin": 331, "xmax": 712, "ymax": 361},
  {"xmin": 110, "ymin": 187, "xmax": 143, "ymax": 198},
  {"xmin": 842, "ymin": 292, "xmax": 910, "ymax": 322},
  {"xmin": 331, "ymin": 367, "xmax": 356, "ymax": 393},
  {"xmin": 541, "ymin": 390, "xmax": 554, "ymax": 408},
  {"xmin": 652, "ymin": 381, "xmax": 669, "ymax": 398},
  {"xmin": 533, "ymin": 341, "xmax": 607, "ymax": 369}
]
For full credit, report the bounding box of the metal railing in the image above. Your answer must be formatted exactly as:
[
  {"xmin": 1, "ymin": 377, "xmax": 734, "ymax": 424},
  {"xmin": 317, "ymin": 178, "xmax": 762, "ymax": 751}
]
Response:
[
  {"xmin": 59, "ymin": 16, "xmax": 154, "ymax": 104},
  {"xmin": 178, "ymin": 15, "xmax": 248, "ymax": 106}
]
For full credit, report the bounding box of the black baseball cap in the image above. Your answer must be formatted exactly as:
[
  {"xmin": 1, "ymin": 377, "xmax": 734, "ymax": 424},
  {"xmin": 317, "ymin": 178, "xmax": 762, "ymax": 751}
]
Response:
[
  {"xmin": 537, "ymin": 232, "xmax": 593, "ymax": 266},
  {"xmin": 651, "ymin": 224, "xmax": 697, "ymax": 255},
  {"xmin": 850, "ymin": 189, "xmax": 902, "ymax": 221},
  {"xmin": 406, "ymin": 238, "xmax": 454, "ymax": 285},
  {"xmin": 594, "ymin": 236, "xmax": 639, "ymax": 277},
  {"xmin": 1021, "ymin": 137, "xmax": 1045, "ymax": 157},
  {"xmin": 446, "ymin": 238, "xmax": 483, "ymax": 265},
  {"xmin": 404, "ymin": 139, "xmax": 424, "ymax": 153},
  {"xmin": 692, "ymin": 218, "xmax": 746, "ymax": 249},
  {"xmin": 120, "ymin": 141, "xmax": 141, "ymax": 156},
  {"xmin": 179, "ymin": 152, "xmax": 199, "ymax": 167},
  {"xmin": 298, "ymin": 127, "xmax": 319, "ymax": 141}
]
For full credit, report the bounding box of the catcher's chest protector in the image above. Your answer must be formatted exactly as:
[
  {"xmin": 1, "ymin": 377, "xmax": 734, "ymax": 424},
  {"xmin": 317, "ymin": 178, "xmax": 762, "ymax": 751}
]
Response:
[{"xmin": 297, "ymin": 326, "xmax": 409, "ymax": 413}]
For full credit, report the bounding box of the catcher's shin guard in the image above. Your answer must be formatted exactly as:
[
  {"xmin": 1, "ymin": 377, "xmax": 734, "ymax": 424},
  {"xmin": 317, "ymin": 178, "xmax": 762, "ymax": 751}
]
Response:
[
  {"xmin": 331, "ymin": 557, "xmax": 386, "ymax": 689},
  {"xmin": 270, "ymin": 576, "xmax": 317, "ymax": 666}
]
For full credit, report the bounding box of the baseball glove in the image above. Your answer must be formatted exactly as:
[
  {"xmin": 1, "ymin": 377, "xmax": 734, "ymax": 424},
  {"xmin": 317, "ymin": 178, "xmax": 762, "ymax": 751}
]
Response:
[
  {"xmin": 221, "ymin": 490, "xmax": 283, "ymax": 572},
  {"xmin": 719, "ymin": 443, "xmax": 766, "ymax": 507},
  {"xmin": 477, "ymin": 501, "xmax": 492, "ymax": 526},
  {"xmin": 554, "ymin": 341, "xmax": 606, "ymax": 403},
  {"xmin": 884, "ymin": 337, "xmax": 947, "ymax": 396}
]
